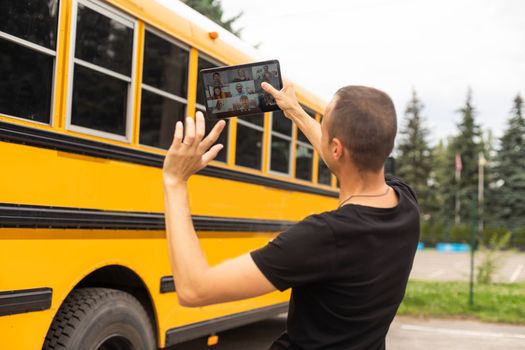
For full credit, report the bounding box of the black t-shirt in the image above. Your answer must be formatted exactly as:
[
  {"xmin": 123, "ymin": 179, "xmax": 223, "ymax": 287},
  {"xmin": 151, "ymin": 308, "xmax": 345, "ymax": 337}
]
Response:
[{"xmin": 250, "ymin": 176, "xmax": 420, "ymax": 350}]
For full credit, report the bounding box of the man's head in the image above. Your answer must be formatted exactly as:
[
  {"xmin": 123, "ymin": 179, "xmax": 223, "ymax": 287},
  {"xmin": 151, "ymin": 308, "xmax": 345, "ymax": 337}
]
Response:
[
  {"xmin": 236, "ymin": 83, "xmax": 243, "ymax": 93},
  {"xmin": 240, "ymin": 95, "xmax": 250, "ymax": 109},
  {"xmin": 213, "ymin": 72, "xmax": 221, "ymax": 83},
  {"xmin": 320, "ymin": 86, "xmax": 397, "ymax": 175}
]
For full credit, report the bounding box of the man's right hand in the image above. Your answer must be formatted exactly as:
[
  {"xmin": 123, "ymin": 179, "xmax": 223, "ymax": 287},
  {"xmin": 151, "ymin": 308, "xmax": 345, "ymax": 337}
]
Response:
[
  {"xmin": 261, "ymin": 79, "xmax": 324, "ymax": 160},
  {"xmin": 261, "ymin": 79, "xmax": 302, "ymax": 120}
]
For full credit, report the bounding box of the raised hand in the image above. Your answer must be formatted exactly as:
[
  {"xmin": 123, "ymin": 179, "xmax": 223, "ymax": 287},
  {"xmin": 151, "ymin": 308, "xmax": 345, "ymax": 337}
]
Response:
[
  {"xmin": 261, "ymin": 78, "xmax": 302, "ymax": 119},
  {"xmin": 163, "ymin": 111, "xmax": 226, "ymax": 185}
]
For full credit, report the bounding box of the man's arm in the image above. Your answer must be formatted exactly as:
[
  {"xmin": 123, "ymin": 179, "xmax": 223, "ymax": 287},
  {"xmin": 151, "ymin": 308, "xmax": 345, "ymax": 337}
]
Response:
[
  {"xmin": 163, "ymin": 113, "xmax": 276, "ymax": 307},
  {"xmin": 262, "ymin": 80, "xmax": 323, "ymax": 157}
]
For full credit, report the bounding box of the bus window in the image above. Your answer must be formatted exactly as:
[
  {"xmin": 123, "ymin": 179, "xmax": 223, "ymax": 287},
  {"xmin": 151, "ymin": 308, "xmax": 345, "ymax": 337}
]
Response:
[
  {"xmin": 140, "ymin": 29, "xmax": 189, "ymax": 149},
  {"xmin": 196, "ymin": 57, "xmax": 217, "ymax": 108},
  {"xmin": 269, "ymin": 110, "xmax": 292, "ymax": 175},
  {"xmin": 0, "ymin": 0, "xmax": 59, "ymax": 123},
  {"xmin": 295, "ymin": 141, "xmax": 313, "ymax": 181},
  {"xmin": 197, "ymin": 55, "xmax": 228, "ymax": 163},
  {"xmin": 70, "ymin": 1, "xmax": 134, "ymax": 137},
  {"xmin": 318, "ymin": 158, "xmax": 331, "ymax": 185},
  {"xmin": 295, "ymin": 105, "xmax": 315, "ymax": 181},
  {"xmin": 236, "ymin": 115, "xmax": 264, "ymax": 170},
  {"xmin": 317, "ymin": 115, "xmax": 332, "ymax": 185}
]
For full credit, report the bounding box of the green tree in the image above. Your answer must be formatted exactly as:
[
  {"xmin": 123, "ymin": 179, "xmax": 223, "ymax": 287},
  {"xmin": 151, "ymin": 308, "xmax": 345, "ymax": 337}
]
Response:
[
  {"xmin": 182, "ymin": 0, "xmax": 243, "ymax": 37},
  {"xmin": 396, "ymin": 89, "xmax": 434, "ymax": 217},
  {"xmin": 431, "ymin": 137, "xmax": 455, "ymax": 216},
  {"xmin": 490, "ymin": 94, "xmax": 525, "ymax": 229},
  {"xmin": 449, "ymin": 88, "xmax": 485, "ymax": 223}
]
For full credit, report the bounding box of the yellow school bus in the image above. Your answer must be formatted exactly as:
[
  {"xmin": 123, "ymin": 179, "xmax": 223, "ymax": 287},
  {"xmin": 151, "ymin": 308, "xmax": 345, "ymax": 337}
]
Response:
[{"xmin": 0, "ymin": 0, "xmax": 338, "ymax": 348}]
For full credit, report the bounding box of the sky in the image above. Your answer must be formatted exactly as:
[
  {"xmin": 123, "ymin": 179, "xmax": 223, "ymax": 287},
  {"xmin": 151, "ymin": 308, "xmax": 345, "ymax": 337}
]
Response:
[{"xmin": 219, "ymin": 0, "xmax": 525, "ymax": 145}]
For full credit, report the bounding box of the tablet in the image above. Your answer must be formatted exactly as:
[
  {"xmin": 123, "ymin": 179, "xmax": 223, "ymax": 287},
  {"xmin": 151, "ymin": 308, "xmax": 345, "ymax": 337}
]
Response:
[{"xmin": 199, "ymin": 60, "xmax": 283, "ymax": 119}]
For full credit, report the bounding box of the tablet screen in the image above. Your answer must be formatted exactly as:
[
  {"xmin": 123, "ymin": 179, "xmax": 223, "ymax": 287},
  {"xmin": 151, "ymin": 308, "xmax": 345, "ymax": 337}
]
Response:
[{"xmin": 200, "ymin": 60, "xmax": 283, "ymax": 119}]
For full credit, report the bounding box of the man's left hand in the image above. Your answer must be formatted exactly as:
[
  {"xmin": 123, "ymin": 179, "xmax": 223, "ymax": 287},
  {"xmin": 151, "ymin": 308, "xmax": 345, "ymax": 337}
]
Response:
[{"xmin": 163, "ymin": 111, "xmax": 226, "ymax": 185}]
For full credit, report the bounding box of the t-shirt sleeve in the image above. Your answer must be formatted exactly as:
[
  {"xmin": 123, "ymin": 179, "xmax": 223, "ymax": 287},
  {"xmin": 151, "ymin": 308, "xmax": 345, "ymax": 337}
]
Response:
[
  {"xmin": 250, "ymin": 214, "xmax": 337, "ymax": 291},
  {"xmin": 386, "ymin": 175, "xmax": 419, "ymax": 204}
]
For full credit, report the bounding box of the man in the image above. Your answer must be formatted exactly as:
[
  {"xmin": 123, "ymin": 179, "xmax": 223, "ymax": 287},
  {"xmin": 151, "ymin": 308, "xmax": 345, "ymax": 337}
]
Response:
[
  {"xmin": 232, "ymin": 69, "xmax": 249, "ymax": 82},
  {"xmin": 233, "ymin": 82, "xmax": 245, "ymax": 96},
  {"xmin": 239, "ymin": 95, "xmax": 251, "ymax": 111},
  {"xmin": 162, "ymin": 80, "xmax": 420, "ymax": 349},
  {"xmin": 212, "ymin": 72, "xmax": 223, "ymax": 86}
]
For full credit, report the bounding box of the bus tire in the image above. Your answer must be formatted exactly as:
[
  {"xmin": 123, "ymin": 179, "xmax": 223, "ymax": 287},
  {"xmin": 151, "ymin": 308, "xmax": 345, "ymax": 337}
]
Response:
[{"xmin": 43, "ymin": 287, "xmax": 156, "ymax": 350}]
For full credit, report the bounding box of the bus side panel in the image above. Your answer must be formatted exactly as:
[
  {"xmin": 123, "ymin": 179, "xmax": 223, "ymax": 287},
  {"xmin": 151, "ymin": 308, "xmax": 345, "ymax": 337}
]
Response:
[
  {"xmin": 0, "ymin": 141, "xmax": 336, "ymax": 221},
  {"xmin": 0, "ymin": 229, "xmax": 289, "ymax": 348}
]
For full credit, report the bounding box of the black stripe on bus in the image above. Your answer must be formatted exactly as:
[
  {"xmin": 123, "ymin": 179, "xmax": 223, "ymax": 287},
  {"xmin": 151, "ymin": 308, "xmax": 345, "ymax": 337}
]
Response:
[
  {"xmin": 0, "ymin": 287, "xmax": 53, "ymax": 317},
  {"xmin": 0, "ymin": 203, "xmax": 296, "ymax": 232},
  {"xmin": 165, "ymin": 302, "xmax": 288, "ymax": 346},
  {"xmin": 160, "ymin": 276, "xmax": 176, "ymax": 294},
  {"xmin": 0, "ymin": 121, "xmax": 338, "ymax": 198}
]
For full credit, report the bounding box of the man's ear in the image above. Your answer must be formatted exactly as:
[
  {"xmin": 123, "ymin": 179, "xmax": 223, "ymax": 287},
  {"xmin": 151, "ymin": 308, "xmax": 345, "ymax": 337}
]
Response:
[{"xmin": 331, "ymin": 137, "xmax": 345, "ymax": 160}]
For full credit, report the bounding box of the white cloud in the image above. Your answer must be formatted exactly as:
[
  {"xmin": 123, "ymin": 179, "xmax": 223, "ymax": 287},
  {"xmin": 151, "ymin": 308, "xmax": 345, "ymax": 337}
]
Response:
[{"xmin": 220, "ymin": 0, "xmax": 525, "ymax": 144}]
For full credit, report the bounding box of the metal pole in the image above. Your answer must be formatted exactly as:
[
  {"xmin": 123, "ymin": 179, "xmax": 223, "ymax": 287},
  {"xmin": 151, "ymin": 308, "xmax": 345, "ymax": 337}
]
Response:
[
  {"xmin": 478, "ymin": 152, "xmax": 486, "ymax": 236},
  {"xmin": 455, "ymin": 170, "xmax": 461, "ymax": 224},
  {"xmin": 469, "ymin": 197, "xmax": 477, "ymax": 307}
]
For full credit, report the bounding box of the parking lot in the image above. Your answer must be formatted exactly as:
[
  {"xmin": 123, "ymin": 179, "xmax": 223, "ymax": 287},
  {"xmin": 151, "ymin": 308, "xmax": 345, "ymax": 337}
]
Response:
[
  {"xmin": 409, "ymin": 249, "xmax": 525, "ymax": 283},
  {"xmin": 169, "ymin": 314, "xmax": 525, "ymax": 350},
  {"xmin": 168, "ymin": 249, "xmax": 525, "ymax": 349}
]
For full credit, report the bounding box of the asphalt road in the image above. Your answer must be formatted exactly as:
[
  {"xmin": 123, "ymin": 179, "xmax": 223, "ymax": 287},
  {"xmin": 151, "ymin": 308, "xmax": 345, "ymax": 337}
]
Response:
[
  {"xmin": 166, "ymin": 250, "xmax": 525, "ymax": 349},
  {"xmin": 409, "ymin": 250, "xmax": 525, "ymax": 283},
  {"xmin": 166, "ymin": 314, "xmax": 286, "ymax": 349},
  {"xmin": 167, "ymin": 315, "xmax": 525, "ymax": 350}
]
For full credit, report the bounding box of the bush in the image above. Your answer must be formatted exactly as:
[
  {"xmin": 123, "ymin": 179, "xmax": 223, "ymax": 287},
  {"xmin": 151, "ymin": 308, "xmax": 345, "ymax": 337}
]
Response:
[
  {"xmin": 419, "ymin": 219, "xmax": 525, "ymax": 249},
  {"xmin": 481, "ymin": 226, "xmax": 508, "ymax": 243},
  {"xmin": 512, "ymin": 227, "xmax": 525, "ymax": 247},
  {"xmin": 450, "ymin": 224, "xmax": 471, "ymax": 243},
  {"xmin": 420, "ymin": 219, "xmax": 449, "ymax": 245},
  {"xmin": 476, "ymin": 231, "xmax": 512, "ymax": 284}
]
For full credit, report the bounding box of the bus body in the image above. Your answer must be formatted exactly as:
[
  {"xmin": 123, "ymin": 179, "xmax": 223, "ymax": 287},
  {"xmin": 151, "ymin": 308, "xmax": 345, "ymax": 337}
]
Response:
[{"xmin": 0, "ymin": 0, "xmax": 338, "ymax": 348}]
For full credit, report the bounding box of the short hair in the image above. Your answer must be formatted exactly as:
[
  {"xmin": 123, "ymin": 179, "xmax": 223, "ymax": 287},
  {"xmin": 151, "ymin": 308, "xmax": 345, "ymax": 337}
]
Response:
[{"xmin": 327, "ymin": 86, "xmax": 397, "ymax": 172}]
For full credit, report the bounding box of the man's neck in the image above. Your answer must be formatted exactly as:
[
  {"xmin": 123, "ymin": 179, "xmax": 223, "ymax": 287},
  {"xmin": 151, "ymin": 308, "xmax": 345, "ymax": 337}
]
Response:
[{"xmin": 337, "ymin": 166, "xmax": 388, "ymax": 205}]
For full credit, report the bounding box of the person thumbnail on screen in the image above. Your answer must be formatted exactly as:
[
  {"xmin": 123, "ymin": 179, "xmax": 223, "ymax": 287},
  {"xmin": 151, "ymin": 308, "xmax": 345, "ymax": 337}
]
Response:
[
  {"xmin": 253, "ymin": 64, "xmax": 279, "ymax": 93},
  {"xmin": 259, "ymin": 92, "xmax": 277, "ymax": 109},
  {"xmin": 233, "ymin": 95, "xmax": 259, "ymax": 112},
  {"xmin": 230, "ymin": 68, "xmax": 253, "ymax": 82},
  {"xmin": 204, "ymin": 71, "xmax": 227, "ymax": 87},
  {"xmin": 212, "ymin": 72, "xmax": 224, "ymax": 86},
  {"xmin": 231, "ymin": 81, "xmax": 256, "ymax": 97},
  {"xmin": 207, "ymin": 85, "xmax": 231, "ymax": 100},
  {"xmin": 253, "ymin": 64, "xmax": 278, "ymax": 81},
  {"xmin": 212, "ymin": 98, "xmax": 233, "ymax": 113}
]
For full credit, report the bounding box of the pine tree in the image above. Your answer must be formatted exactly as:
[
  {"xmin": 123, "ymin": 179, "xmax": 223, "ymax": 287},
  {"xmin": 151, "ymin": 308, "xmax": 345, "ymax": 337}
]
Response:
[
  {"xmin": 449, "ymin": 88, "xmax": 485, "ymax": 223},
  {"xmin": 182, "ymin": 0, "xmax": 243, "ymax": 37},
  {"xmin": 431, "ymin": 137, "xmax": 454, "ymax": 219},
  {"xmin": 396, "ymin": 89, "xmax": 434, "ymax": 217},
  {"xmin": 491, "ymin": 94, "xmax": 525, "ymax": 229}
]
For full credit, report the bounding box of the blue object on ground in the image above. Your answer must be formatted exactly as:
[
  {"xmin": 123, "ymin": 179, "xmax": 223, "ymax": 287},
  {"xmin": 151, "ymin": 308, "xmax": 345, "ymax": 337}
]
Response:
[
  {"xmin": 417, "ymin": 242, "xmax": 424, "ymax": 251},
  {"xmin": 436, "ymin": 243, "xmax": 470, "ymax": 252}
]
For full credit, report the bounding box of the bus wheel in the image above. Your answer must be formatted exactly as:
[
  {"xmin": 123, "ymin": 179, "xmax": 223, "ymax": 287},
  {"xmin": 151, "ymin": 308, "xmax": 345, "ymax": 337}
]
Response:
[{"xmin": 43, "ymin": 288, "xmax": 155, "ymax": 350}]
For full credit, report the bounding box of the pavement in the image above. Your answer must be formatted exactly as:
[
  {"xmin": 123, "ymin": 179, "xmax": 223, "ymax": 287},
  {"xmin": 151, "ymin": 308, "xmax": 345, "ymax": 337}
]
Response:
[
  {"xmin": 167, "ymin": 314, "xmax": 525, "ymax": 350},
  {"xmin": 167, "ymin": 250, "xmax": 525, "ymax": 349},
  {"xmin": 388, "ymin": 316, "xmax": 525, "ymax": 350},
  {"xmin": 409, "ymin": 250, "xmax": 525, "ymax": 283}
]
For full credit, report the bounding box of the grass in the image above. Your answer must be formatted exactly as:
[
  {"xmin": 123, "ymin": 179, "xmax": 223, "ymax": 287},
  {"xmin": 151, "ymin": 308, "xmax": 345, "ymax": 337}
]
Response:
[{"xmin": 398, "ymin": 280, "xmax": 525, "ymax": 324}]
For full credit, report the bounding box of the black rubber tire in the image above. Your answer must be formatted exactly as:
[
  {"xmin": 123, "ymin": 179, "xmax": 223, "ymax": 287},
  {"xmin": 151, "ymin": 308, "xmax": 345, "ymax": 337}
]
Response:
[{"xmin": 43, "ymin": 288, "xmax": 156, "ymax": 350}]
